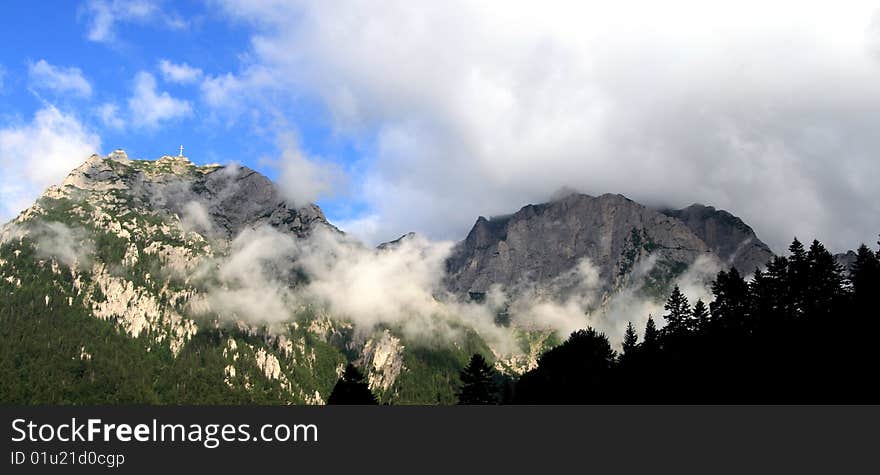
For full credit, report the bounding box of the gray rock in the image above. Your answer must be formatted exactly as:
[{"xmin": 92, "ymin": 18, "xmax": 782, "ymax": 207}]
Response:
[
  {"xmin": 444, "ymin": 193, "xmax": 715, "ymax": 298},
  {"xmin": 377, "ymin": 232, "xmax": 416, "ymax": 251},
  {"xmin": 661, "ymin": 204, "xmax": 774, "ymax": 274},
  {"xmin": 180, "ymin": 165, "xmax": 335, "ymax": 239},
  {"xmin": 59, "ymin": 153, "xmax": 337, "ymax": 240}
]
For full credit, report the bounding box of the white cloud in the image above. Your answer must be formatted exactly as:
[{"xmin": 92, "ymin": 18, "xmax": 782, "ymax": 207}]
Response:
[
  {"xmin": 267, "ymin": 134, "xmax": 346, "ymax": 208},
  {"xmin": 96, "ymin": 102, "xmax": 125, "ymax": 129},
  {"xmin": 158, "ymin": 59, "xmax": 203, "ymax": 84},
  {"xmin": 1, "ymin": 221, "xmax": 95, "ymax": 269},
  {"xmin": 0, "ymin": 105, "xmax": 101, "ymax": 221},
  {"xmin": 28, "ymin": 60, "xmax": 92, "ymax": 97},
  {"xmin": 128, "ymin": 71, "xmax": 192, "ymax": 129},
  {"xmin": 191, "ymin": 222, "xmax": 721, "ymax": 352},
  {"xmin": 199, "ymin": 66, "xmax": 276, "ymax": 111},
  {"xmin": 82, "ymin": 0, "xmax": 186, "ymax": 43},
  {"xmin": 194, "ymin": 225, "xmax": 517, "ymax": 352},
  {"xmin": 214, "ymin": 0, "xmax": 880, "ymax": 252},
  {"xmin": 83, "ymin": 0, "xmax": 157, "ymax": 42}
]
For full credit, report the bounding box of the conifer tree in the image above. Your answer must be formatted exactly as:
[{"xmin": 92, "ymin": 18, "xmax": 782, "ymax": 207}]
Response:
[
  {"xmin": 457, "ymin": 354, "xmax": 500, "ymax": 404},
  {"xmin": 788, "ymin": 238, "xmax": 810, "ymax": 316},
  {"xmin": 805, "ymin": 239, "xmax": 845, "ymax": 317},
  {"xmin": 643, "ymin": 317, "xmax": 659, "ymax": 350},
  {"xmin": 327, "ymin": 364, "xmax": 378, "ymax": 405},
  {"xmin": 663, "ymin": 285, "xmax": 691, "ymax": 335},
  {"xmin": 622, "ymin": 322, "xmax": 639, "ymax": 357},
  {"xmin": 710, "ymin": 268, "xmax": 749, "ymax": 329},
  {"xmin": 851, "ymin": 244, "xmax": 880, "ymax": 307},
  {"xmin": 691, "ymin": 299, "xmax": 710, "ymax": 332}
]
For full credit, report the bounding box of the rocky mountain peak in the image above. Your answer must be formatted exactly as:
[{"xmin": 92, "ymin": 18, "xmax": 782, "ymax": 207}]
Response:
[
  {"xmin": 444, "ymin": 192, "xmax": 715, "ymax": 299},
  {"xmin": 108, "ymin": 149, "xmax": 130, "ymax": 163},
  {"xmin": 377, "ymin": 232, "xmax": 417, "ymax": 250},
  {"xmin": 25, "ymin": 150, "xmax": 336, "ymax": 241}
]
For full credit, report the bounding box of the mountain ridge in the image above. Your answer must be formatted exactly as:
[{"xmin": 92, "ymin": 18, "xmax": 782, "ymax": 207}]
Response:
[
  {"xmin": 443, "ymin": 192, "xmax": 773, "ymax": 300},
  {"xmin": 1, "ymin": 151, "xmax": 777, "ymax": 405}
]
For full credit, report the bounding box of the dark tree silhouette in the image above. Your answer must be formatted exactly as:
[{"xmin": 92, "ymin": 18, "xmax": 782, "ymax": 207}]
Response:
[
  {"xmin": 788, "ymin": 238, "xmax": 811, "ymax": 317},
  {"xmin": 508, "ymin": 235, "xmax": 880, "ymax": 404},
  {"xmin": 691, "ymin": 299, "xmax": 710, "ymax": 332},
  {"xmin": 457, "ymin": 354, "xmax": 500, "ymax": 405},
  {"xmin": 643, "ymin": 317, "xmax": 659, "ymax": 351},
  {"xmin": 710, "ymin": 267, "xmax": 749, "ymax": 331},
  {"xmin": 662, "ymin": 286, "xmax": 691, "ymax": 335},
  {"xmin": 327, "ymin": 364, "xmax": 378, "ymax": 405},
  {"xmin": 514, "ymin": 328, "xmax": 616, "ymax": 403},
  {"xmin": 851, "ymin": 244, "xmax": 880, "ymax": 299},
  {"xmin": 622, "ymin": 322, "xmax": 638, "ymax": 357}
]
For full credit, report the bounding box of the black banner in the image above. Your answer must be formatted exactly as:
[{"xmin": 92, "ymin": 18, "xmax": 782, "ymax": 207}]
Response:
[{"xmin": 2, "ymin": 406, "xmax": 878, "ymax": 473}]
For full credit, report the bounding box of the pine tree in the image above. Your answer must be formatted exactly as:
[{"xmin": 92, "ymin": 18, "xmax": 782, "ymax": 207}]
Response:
[
  {"xmin": 805, "ymin": 239, "xmax": 845, "ymax": 318},
  {"xmin": 710, "ymin": 267, "xmax": 749, "ymax": 329},
  {"xmin": 643, "ymin": 316, "xmax": 659, "ymax": 350},
  {"xmin": 788, "ymin": 238, "xmax": 810, "ymax": 316},
  {"xmin": 457, "ymin": 354, "xmax": 500, "ymax": 404},
  {"xmin": 327, "ymin": 364, "xmax": 378, "ymax": 405},
  {"xmin": 763, "ymin": 256, "xmax": 792, "ymax": 320},
  {"xmin": 663, "ymin": 285, "xmax": 691, "ymax": 335},
  {"xmin": 691, "ymin": 299, "xmax": 710, "ymax": 332},
  {"xmin": 622, "ymin": 322, "xmax": 639, "ymax": 357},
  {"xmin": 850, "ymin": 244, "xmax": 879, "ymax": 302}
]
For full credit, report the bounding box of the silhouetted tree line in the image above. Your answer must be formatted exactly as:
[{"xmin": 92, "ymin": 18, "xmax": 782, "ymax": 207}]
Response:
[{"xmin": 457, "ymin": 237, "xmax": 880, "ymax": 404}]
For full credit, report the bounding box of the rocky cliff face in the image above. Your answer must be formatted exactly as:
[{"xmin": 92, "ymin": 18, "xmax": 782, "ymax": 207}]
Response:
[
  {"xmin": 444, "ymin": 193, "xmax": 773, "ymax": 299},
  {"xmin": 661, "ymin": 204, "xmax": 774, "ymax": 274}
]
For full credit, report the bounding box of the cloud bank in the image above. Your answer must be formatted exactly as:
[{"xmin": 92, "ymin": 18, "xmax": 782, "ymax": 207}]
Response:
[
  {"xmin": 0, "ymin": 105, "xmax": 101, "ymax": 220},
  {"xmin": 213, "ymin": 0, "xmax": 880, "ymax": 252},
  {"xmin": 192, "ymin": 221, "xmax": 720, "ymax": 353}
]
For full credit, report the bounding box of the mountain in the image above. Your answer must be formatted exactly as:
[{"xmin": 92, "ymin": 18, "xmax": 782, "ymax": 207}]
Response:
[
  {"xmin": 1, "ymin": 152, "xmax": 777, "ymax": 405},
  {"xmin": 0, "ymin": 151, "xmax": 347, "ymax": 404},
  {"xmin": 444, "ymin": 193, "xmax": 773, "ymax": 300},
  {"xmin": 1, "ymin": 151, "xmax": 506, "ymax": 405}
]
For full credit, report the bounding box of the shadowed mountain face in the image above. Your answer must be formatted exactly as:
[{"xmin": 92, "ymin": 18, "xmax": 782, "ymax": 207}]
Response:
[
  {"xmin": 443, "ymin": 193, "xmax": 730, "ymax": 298},
  {"xmin": 661, "ymin": 204, "xmax": 774, "ymax": 274}
]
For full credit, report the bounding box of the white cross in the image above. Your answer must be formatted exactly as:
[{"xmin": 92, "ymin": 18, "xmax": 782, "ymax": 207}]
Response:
[{"xmin": 179, "ymin": 145, "xmax": 184, "ymax": 157}]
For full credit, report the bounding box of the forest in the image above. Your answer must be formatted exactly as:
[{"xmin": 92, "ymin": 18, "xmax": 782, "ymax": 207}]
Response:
[
  {"xmin": 4, "ymin": 236, "xmax": 878, "ymax": 404},
  {"xmin": 328, "ymin": 237, "xmax": 880, "ymax": 404}
]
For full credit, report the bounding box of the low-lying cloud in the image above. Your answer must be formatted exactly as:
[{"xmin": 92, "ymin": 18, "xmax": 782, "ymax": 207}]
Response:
[
  {"xmin": 1, "ymin": 220, "xmax": 94, "ymax": 269},
  {"xmin": 193, "ymin": 221, "xmax": 720, "ymax": 354}
]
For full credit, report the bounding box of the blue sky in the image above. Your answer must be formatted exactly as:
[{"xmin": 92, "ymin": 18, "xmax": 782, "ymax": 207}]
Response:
[
  {"xmin": 2, "ymin": 1, "xmax": 879, "ymax": 251},
  {"xmin": 0, "ymin": 0, "xmax": 368, "ymax": 230}
]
